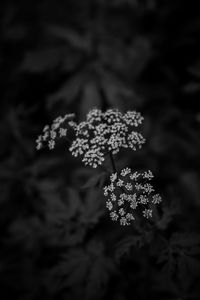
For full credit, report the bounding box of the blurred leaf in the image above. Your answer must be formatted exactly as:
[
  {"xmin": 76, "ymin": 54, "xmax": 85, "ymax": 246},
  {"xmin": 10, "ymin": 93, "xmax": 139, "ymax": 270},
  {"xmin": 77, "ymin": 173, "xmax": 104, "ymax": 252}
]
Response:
[
  {"xmin": 115, "ymin": 234, "xmax": 143, "ymax": 262},
  {"xmin": 80, "ymin": 188, "xmax": 105, "ymax": 225},
  {"xmin": 21, "ymin": 47, "xmax": 66, "ymax": 72},
  {"xmin": 171, "ymin": 233, "xmax": 200, "ymax": 255},
  {"xmin": 1, "ymin": 3, "xmax": 27, "ymax": 40},
  {"xmin": 179, "ymin": 172, "xmax": 200, "ymax": 206},
  {"xmin": 7, "ymin": 216, "xmax": 44, "ymax": 251},
  {"xmin": 154, "ymin": 199, "xmax": 180, "ymax": 231},
  {"xmin": 188, "ymin": 60, "xmax": 200, "ymax": 78},
  {"xmin": 101, "ymin": 72, "xmax": 134, "ymax": 110},
  {"xmin": 183, "ymin": 82, "xmax": 200, "ymax": 94},
  {"xmin": 47, "ymin": 71, "xmax": 85, "ymax": 108},
  {"xmin": 46, "ymin": 24, "xmax": 92, "ymax": 52},
  {"xmin": 155, "ymin": 232, "xmax": 200, "ymax": 293},
  {"xmin": 46, "ymin": 239, "xmax": 115, "ymax": 299},
  {"xmin": 81, "ymin": 171, "xmax": 107, "ymax": 189},
  {"xmin": 100, "ymin": 37, "xmax": 152, "ymax": 78},
  {"xmin": 79, "ymin": 80, "xmax": 102, "ymax": 117}
]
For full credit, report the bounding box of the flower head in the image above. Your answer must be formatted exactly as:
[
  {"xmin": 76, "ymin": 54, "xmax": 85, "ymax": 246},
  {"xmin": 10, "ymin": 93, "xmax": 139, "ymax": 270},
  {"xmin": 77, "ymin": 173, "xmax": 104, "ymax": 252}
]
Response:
[
  {"xmin": 69, "ymin": 108, "xmax": 145, "ymax": 168},
  {"xmin": 103, "ymin": 168, "xmax": 162, "ymax": 225},
  {"xmin": 36, "ymin": 113, "xmax": 75, "ymax": 150}
]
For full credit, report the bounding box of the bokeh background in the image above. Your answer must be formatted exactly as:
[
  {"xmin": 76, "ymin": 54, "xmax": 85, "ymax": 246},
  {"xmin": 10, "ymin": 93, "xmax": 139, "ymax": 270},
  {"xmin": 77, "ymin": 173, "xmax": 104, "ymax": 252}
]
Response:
[{"xmin": 0, "ymin": 1, "xmax": 200, "ymax": 299}]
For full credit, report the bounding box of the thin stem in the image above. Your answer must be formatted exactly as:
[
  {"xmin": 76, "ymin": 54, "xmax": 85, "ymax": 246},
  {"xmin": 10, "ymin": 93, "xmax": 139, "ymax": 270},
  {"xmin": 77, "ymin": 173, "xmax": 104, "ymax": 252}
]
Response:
[{"xmin": 109, "ymin": 152, "xmax": 117, "ymax": 173}]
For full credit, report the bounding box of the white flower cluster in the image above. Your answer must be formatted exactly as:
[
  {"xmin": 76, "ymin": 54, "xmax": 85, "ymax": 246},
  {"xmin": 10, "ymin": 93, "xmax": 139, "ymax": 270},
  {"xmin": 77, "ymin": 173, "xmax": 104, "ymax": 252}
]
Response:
[
  {"xmin": 69, "ymin": 108, "xmax": 145, "ymax": 168},
  {"xmin": 36, "ymin": 114, "xmax": 75, "ymax": 150},
  {"xmin": 103, "ymin": 169, "xmax": 162, "ymax": 226}
]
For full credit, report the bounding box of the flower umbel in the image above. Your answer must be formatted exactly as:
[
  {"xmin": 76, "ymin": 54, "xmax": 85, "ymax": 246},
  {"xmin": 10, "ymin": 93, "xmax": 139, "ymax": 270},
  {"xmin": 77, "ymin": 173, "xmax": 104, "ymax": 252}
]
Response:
[
  {"xmin": 103, "ymin": 169, "xmax": 162, "ymax": 225},
  {"xmin": 69, "ymin": 108, "xmax": 145, "ymax": 168},
  {"xmin": 36, "ymin": 113, "xmax": 75, "ymax": 150}
]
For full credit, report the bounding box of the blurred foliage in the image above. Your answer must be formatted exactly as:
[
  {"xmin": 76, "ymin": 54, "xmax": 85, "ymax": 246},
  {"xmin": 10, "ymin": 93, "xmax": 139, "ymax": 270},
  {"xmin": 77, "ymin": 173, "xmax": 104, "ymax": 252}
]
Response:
[{"xmin": 0, "ymin": 0, "xmax": 200, "ymax": 299}]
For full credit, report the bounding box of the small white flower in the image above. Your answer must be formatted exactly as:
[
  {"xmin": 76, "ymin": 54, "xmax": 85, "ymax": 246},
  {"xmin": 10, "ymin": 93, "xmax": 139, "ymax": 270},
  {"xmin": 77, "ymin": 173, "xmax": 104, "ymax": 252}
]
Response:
[
  {"xmin": 120, "ymin": 217, "xmax": 129, "ymax": 226},
  {"xmin": 107, "ymin": 183, "xmax": 115, "ymax": 192},
  {"xmin": 119, "ymin": 208, "xmax": 125, "ymax": 216},
  {"xmin": 36, "ymin": 135, "xmax": 42, "ymax": 144},
  {"xmin": 143, "ymin": 170, "xmax": 154, "ymax": 180},
  {"xmin": 59, "ymin": 128, "xmax": 67, "ymax": 137},
  {"xmin": 152, "ymin": 194, "xmax": 162, "ymax": 204},
  {"xmin": 118, "ymin": 199, "xmax": 124, "ymax": 206},
  {"xmin": 116, "ymin": 179, "xmax": 124, "ymax": 187},
  {"xmin": 139, "ymin": 195, "xmax": 148, "ymax": 204},
  {"xmin": 110, "ymin": 193, "xmax": 117, "ymax": 202},
  {"xmin": 110, "ymin": 173, "xmax": 117, "ymax": 182},
  {"xmin": 110, "ymin": 211, "xmax": 119, "ymax": 221},
  {"xmin": 125, "ymin": 182, "xmax": 133, "ymax": 191},
  {"xmin": 143, "ymin": 183, "xmax": 154, "ymax": 194},
  {"xmin": 143, "ymin": 209, "xmax": 153, "ymax": 219},
  {"xmin": 50, "ymin": 130, "xmax": 57, "ymax": 139},
  {"xmin": 106, "ymin": 201, "xmax": 113, "ymax": 211},
  {"xmin": 121, "ymin": 168, "xmax": 131, "ymax": 177},
  {"xmin": 130, "ymin": 172, "xmax": 140, "ymax": 180},
  {"xmin": 48, "ymin": 140, "xmax": 55, "ymax": 150},
  {"xmin": 130, "ymin": 200, "xmax": 137, "ymax": 210},
  {"xmin": 36, "ymin": 142, "xmax": 42, "ymax": 150},
  {"xmin": 126, "ymin": 213, "xmax": 135, "ymax": 221},
  {"xmin": 43, "ymin": 125, "xmax": 49, "ymax": 132},
  {"xmin": 42, "ymin": 131, "xmax": 49, "ymax": 141},
  {"xmin": 103, "ymin": 186, "xmax": 109, "ymax": 196}
]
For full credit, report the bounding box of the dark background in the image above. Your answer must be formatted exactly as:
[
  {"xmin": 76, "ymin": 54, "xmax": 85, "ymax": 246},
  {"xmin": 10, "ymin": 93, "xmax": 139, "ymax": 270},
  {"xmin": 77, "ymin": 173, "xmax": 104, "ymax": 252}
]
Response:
[{"xmin": 0, "ymin": 1, "xmax": 200, "ymax": 299}]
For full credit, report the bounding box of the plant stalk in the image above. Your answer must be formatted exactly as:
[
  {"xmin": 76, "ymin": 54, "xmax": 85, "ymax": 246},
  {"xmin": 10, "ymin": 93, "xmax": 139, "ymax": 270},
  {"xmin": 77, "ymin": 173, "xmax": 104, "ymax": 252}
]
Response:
[{"xmin": 109, "ymin": 152, "xmax": 117, "ymax": 173}]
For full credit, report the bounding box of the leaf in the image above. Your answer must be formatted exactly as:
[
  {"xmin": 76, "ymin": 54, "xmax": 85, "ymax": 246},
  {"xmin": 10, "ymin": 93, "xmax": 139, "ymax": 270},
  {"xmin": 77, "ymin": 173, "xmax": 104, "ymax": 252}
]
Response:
[
  {"xmin": 154, "ymin": 197, "xmax": 180, "ymax": 230},
  {"xmin": 179, "ymin": 172, "xmax": 200, "ymax": 206},
  {"xmin": 21, "ymin": 47, "xmax": 66, "ymax": 72},
  {"xmin": 155, "ymin": 232, "xmax": 200, "ymax": 294},
  {"xmin": 183, "ymin": 82, "xmax": 200, "ymax": 94},
  {"xmin": 171, "ymin": 232, "xmax": 200, "ymax": 251},
  {"xmin": 85, "ymin": 240, "xmax": 115, "ymax": 300},
  {"xmin": 188, "ymin": 60, "xmax": 200, "ymax": 78},
  {"xmin": 81, "ymin": 171, "xmax": 107, "ymax": 189},
  {"xmin": 46, "ymin": 239, "xmax": 115, "ymax": 299},
  {"xmin": 101, "ymin": 72, "xmax": 134, "ymax": 110},
  {"xmin": 115, "ymin": 235, "xmax": 141, "ymax": 262},
  {"xmin": 79, "ymin": 188, "xmax": 105, "ymax": 225},
  {"xmin": 46, "ymin": 24, "xmax": 92, "ymax": 52},
  {"xmin": 47, "ymin": 71, "xmax": 85, "ymax": 109},
  {"xmin": 7, "ymin": 217, "xmax": 44, "ymax": 251},
  {"xmin": 40, "ymin": 185, "xmax": 80, "ymax": 222},
  {"xmin": 79, "ymin": 80, "xmax": 102, "ymax": 118},
  {"xmin": 115, "ymin": 230, "xmax": 153, "ymax": 262}
]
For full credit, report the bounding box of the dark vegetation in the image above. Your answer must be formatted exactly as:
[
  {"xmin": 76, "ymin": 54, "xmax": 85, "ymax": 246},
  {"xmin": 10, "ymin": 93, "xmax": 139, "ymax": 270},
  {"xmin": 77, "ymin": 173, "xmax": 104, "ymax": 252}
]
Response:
[{"xmin": 0, "ymin": 1, "xmax": 200, "ymax": 299}]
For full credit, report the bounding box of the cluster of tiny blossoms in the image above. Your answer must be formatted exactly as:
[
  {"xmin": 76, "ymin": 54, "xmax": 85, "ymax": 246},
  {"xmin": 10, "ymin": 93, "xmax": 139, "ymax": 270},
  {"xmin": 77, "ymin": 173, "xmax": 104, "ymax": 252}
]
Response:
[
  {"xmin": 36, "ymin": 113, "xmax": 75, "ymax": 150},
  {"xmin": 103, "ymin": 168, "xmax": 162, "ymax": 226},
  {"xmin": 69, "ymin": 109, "xmax": 145, "ymax": 168}
]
